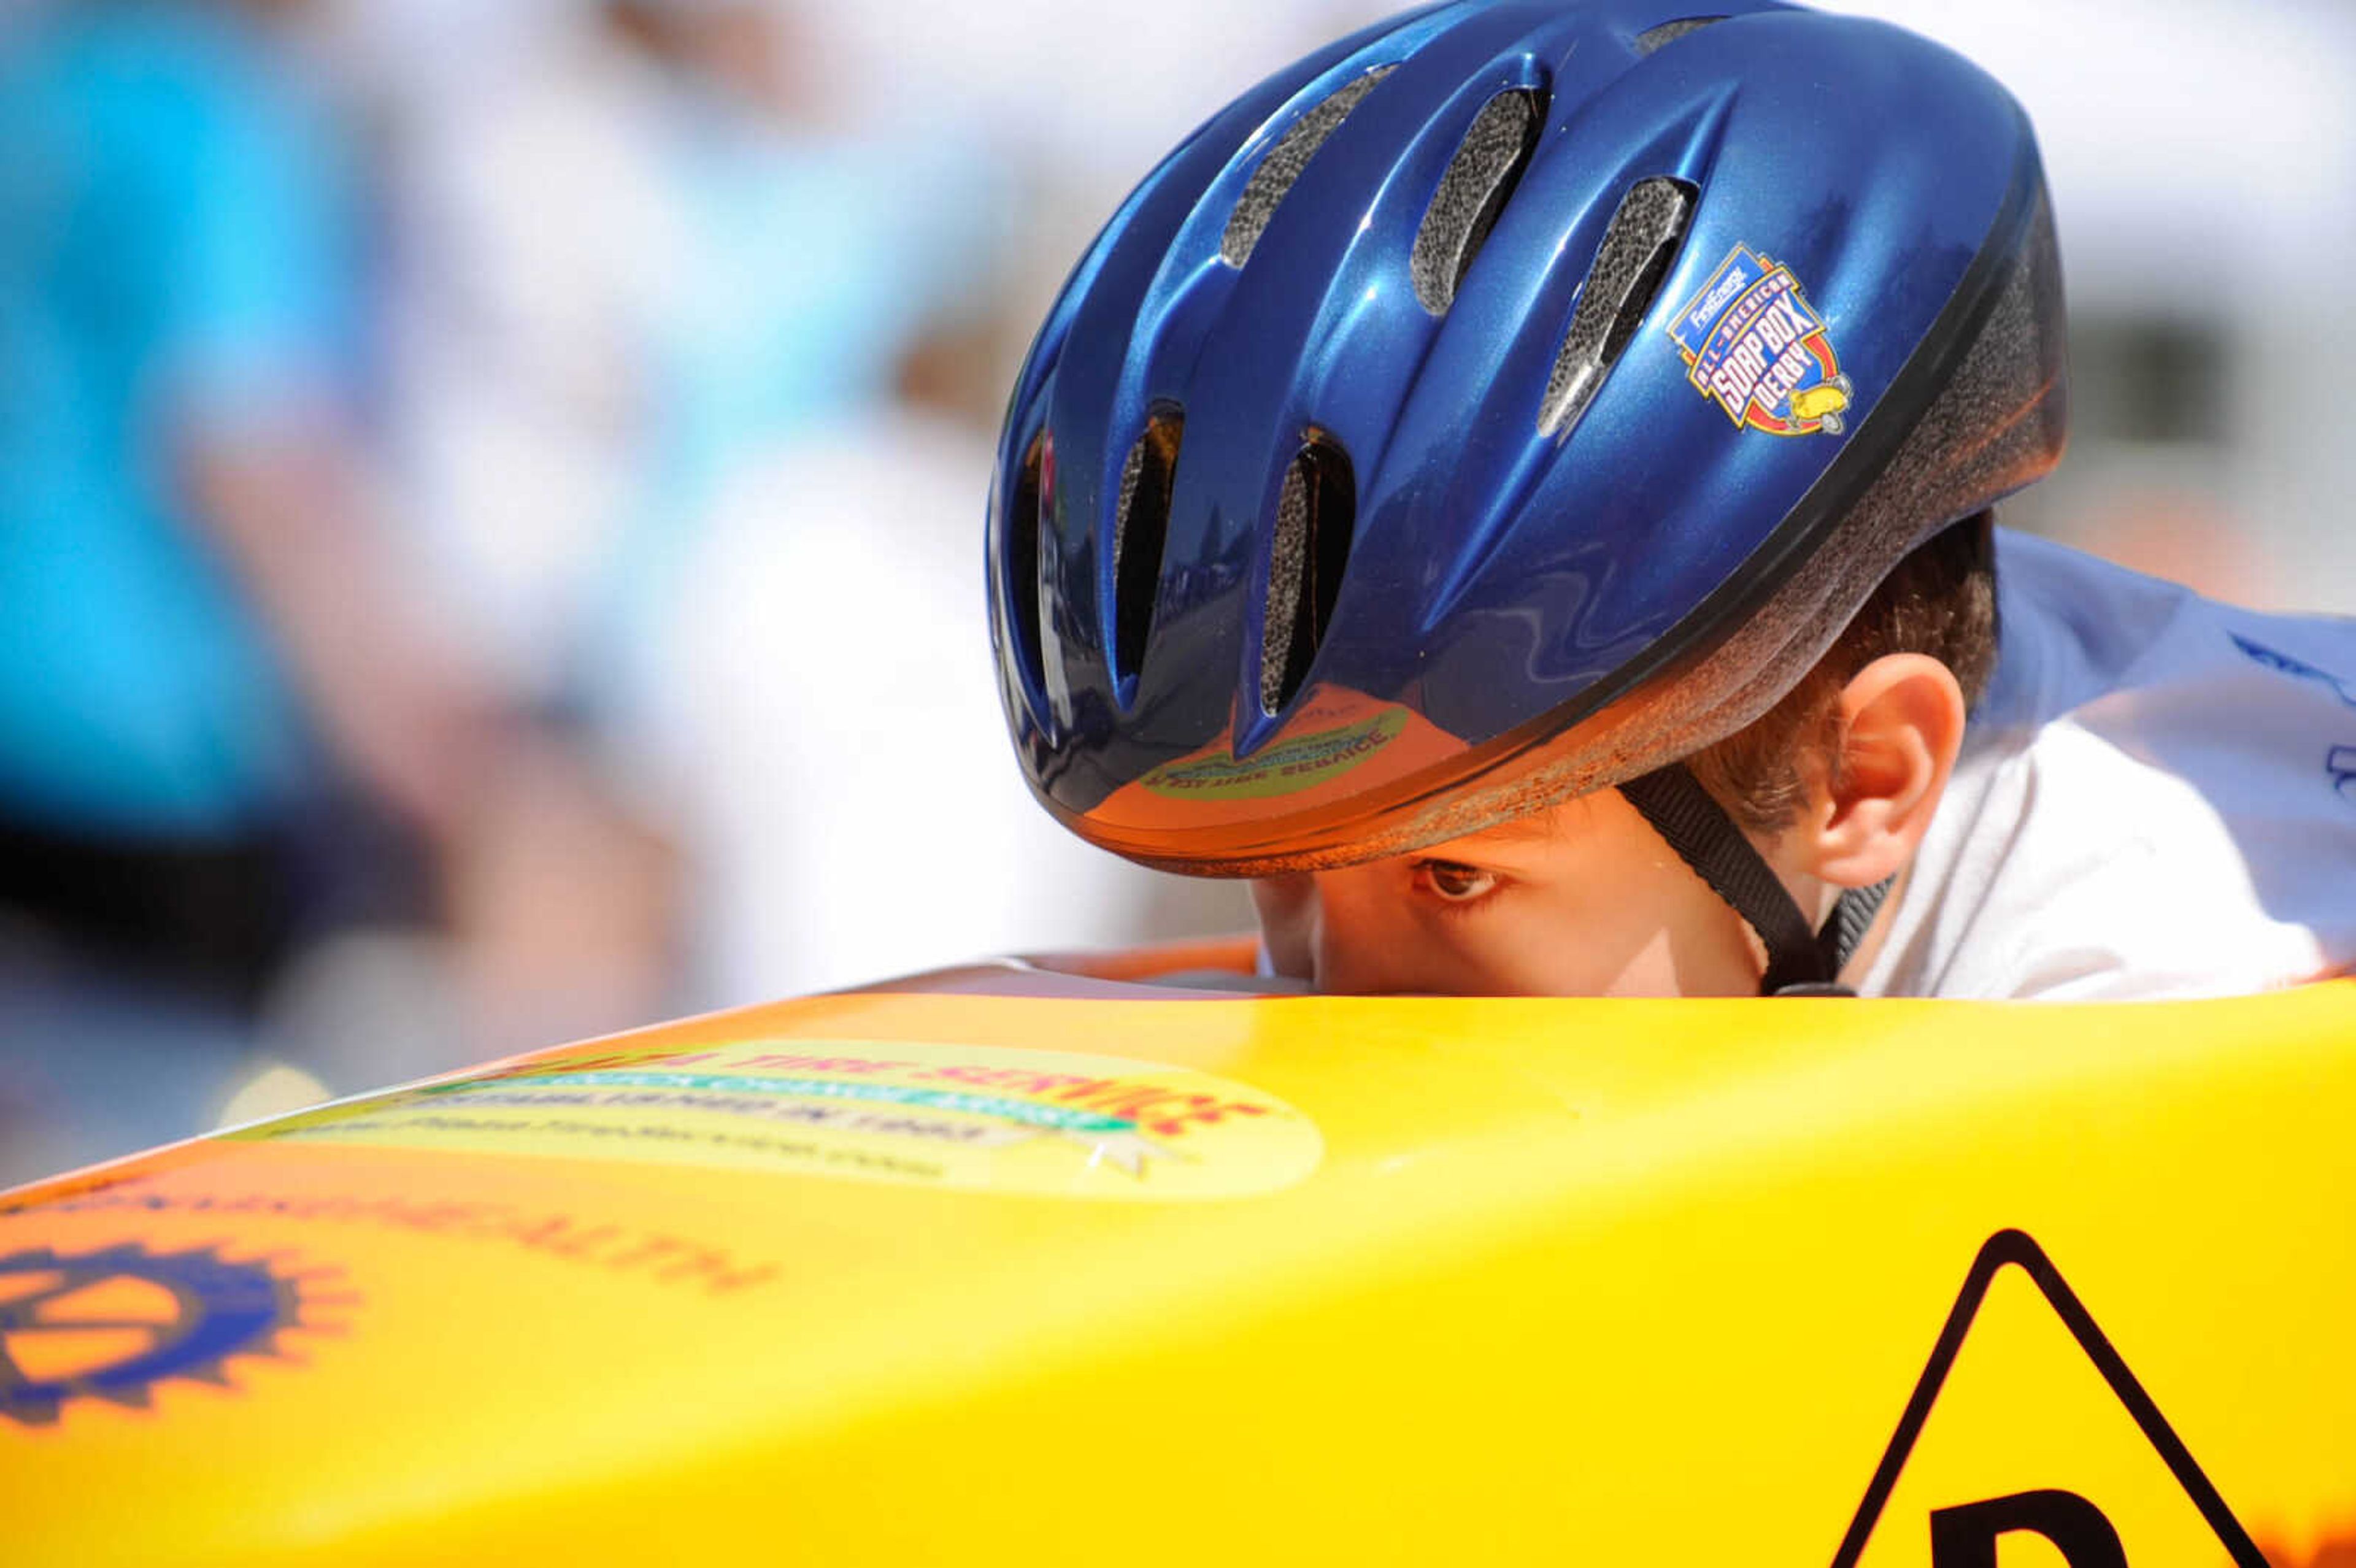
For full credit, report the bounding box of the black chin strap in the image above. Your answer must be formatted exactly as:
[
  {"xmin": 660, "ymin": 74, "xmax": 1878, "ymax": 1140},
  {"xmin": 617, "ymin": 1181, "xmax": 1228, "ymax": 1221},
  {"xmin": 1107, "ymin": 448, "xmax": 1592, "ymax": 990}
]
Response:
[{"xmin": 1618, "ymin": 763, "xmax": 1893, "ymax": 997}]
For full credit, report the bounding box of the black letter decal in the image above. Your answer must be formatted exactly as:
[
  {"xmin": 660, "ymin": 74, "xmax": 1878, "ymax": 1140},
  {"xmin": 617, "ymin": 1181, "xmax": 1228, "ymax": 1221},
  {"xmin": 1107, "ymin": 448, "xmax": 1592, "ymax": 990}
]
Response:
[{"xmin": 1931, "ymin": 1489, "xmax": 2127, "ymax": 1568}]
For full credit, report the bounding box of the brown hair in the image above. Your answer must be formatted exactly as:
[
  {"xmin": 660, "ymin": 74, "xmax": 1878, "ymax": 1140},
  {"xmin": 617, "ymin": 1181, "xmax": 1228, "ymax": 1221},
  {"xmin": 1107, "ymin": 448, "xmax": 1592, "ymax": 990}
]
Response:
[{"xmin": 1687, "ymin": 512, "xmax": 1999, "ymax": 834}]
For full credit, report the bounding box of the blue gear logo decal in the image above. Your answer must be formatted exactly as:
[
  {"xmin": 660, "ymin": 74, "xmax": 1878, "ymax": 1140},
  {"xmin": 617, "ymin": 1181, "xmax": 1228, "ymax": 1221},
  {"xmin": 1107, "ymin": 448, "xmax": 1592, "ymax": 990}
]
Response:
[{"xmin": 0, "ymin": 1242, "xmax": 353, "ymax": 1426}]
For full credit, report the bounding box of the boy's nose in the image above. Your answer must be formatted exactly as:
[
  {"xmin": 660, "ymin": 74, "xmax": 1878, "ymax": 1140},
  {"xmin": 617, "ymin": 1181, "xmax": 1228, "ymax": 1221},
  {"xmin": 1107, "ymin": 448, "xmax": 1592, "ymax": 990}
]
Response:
[
  {"xmin": 1252, "ymin": 868, "xmax": 1418, "ymax": 995},
  {"xmin": 1302, "ymin": 872, "xmax": 1417, "ymax": 997}
]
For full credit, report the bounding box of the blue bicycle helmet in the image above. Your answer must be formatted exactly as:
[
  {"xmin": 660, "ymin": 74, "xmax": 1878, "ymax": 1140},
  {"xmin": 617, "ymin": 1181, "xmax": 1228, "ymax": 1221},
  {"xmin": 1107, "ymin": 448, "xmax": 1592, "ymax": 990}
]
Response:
[{"xmin": 987, "ymin": 0, "xmax": 2067, "ymax": 988}]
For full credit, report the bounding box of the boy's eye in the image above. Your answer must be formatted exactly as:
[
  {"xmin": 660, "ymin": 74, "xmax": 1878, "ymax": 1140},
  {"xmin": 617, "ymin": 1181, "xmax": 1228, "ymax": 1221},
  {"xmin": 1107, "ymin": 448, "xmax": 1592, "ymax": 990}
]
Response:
[{"xmin": 1417, "ymin": 860, "xmax": 1498, "ymax": 903}]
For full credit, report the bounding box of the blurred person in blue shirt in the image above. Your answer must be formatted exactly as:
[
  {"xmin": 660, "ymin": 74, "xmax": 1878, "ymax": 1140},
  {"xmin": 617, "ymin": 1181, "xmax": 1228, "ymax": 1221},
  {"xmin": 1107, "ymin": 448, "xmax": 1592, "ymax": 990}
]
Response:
[
  {"xmin": 592, "ymin": 0, "xmax": 1015, "ymax": 699},
  {"xmin": 380, "ymin": 0, "xmax": 1011, "ymax": 712},
  {"xmin": 374, "ymin": 0, "xmax": 1042, "ymax": 1006},
  {"xmin": 0, "ymin": 0, "xmax": 679, "ymax": 1182},
  {"xmin": 0, "ymin": 0, "xmax": 358, "ymax": 845}
]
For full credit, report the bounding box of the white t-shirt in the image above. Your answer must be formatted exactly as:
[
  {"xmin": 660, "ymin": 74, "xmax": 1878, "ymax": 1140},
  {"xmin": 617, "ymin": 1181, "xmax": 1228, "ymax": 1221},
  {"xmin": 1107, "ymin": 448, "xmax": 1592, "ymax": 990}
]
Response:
[{"xmin": 1859, "ymin": 531, "xmax": 2356, "ymax": 999}]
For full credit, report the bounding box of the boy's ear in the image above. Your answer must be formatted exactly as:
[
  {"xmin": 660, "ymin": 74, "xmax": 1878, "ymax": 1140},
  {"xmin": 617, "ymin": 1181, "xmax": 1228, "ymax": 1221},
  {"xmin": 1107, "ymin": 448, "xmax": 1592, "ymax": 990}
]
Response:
[{"xmin": 1801, "ymin": 653, "xmax": 1967, "ymax": 889}]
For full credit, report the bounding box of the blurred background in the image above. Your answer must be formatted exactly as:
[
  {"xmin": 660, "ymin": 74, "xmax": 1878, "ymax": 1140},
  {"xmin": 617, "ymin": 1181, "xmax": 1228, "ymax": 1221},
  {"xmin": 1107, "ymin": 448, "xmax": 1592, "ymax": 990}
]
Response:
[{"xmin": 0, "ymin": 0, "xmax": 2349, "ymax": 1183}]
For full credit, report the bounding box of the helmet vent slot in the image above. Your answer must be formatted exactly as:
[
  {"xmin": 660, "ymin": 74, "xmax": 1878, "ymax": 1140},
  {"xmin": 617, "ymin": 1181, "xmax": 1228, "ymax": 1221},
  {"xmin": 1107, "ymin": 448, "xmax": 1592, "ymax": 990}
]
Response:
[
  {"xmin": 1260, "ymin": 437, "xmax": 1357, "ymax": 716},
  {"xmin": 1539, "ymin": 176, "xmax": 1695, "ymax": 438},
  {"xmin": 1223, "ymin": 66, "xmax": 1396, "ymax": 269},
  {"xmin": 1632, "ymin": 17, "xmax": 1725, "ymax": 56},
  {"xmin": 1411, "ymin": 88, "xmax": 1546, "ymax": 315},
  {"xmin": 1111, "ymin": 409, "xmax": 1184, "ymax": 683},
  {"xmin": 1005, "ymin": 430, "xmax": 1049, "ymax": 691}
]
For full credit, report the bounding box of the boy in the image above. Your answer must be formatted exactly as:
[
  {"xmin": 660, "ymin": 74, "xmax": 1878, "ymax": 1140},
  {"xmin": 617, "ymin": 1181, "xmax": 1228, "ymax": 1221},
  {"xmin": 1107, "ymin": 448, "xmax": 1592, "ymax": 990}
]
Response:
[{"xmin": 984, "ymin": 0, "xmax": 2356, "ymax": 998}]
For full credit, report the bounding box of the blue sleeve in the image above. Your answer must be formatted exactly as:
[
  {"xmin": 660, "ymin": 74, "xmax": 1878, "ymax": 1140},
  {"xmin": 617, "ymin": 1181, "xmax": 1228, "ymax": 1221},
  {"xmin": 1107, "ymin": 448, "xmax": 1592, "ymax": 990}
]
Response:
[{"xmin": 145, "ymin": 35, "xmax": 358, "ymax": 428}]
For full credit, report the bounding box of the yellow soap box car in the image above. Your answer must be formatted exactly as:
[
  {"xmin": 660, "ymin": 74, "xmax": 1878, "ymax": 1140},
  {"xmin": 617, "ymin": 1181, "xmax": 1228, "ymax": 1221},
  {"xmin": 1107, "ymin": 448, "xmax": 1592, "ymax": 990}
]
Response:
[{"xmin": 4, "ymin": 940, "xmax": 2353, "ymax": 1566}]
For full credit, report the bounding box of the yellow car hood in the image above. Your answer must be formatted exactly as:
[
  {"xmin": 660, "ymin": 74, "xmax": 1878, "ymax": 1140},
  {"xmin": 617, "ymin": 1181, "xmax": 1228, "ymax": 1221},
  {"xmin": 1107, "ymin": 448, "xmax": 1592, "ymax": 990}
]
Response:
[{"xmin": 4, "ymin": 970, "xmax": 2353, "ymax": 1566}]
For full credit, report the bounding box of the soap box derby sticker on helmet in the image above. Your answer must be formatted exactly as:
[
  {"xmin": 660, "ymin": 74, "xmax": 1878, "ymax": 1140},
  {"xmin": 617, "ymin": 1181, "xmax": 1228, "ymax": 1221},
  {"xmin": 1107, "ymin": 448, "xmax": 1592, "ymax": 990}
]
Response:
[
  {"xmin": 1669, "ymin": 244, "xmax": 1854, "ymax": 436},
  {"xmin": 237, "ymin": 1040, "xmax": 1325, "ymax": 1202}
]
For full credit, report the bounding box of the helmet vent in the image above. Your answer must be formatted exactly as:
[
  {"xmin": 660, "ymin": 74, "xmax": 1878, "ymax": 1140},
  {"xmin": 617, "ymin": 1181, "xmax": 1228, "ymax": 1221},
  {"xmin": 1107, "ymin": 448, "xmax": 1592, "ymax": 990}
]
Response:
[
  {"xmin": 1223, "ymin": 66, "xmax": 1396, "ymax": 269},
  {"xmin": 1006, "ymin": 430, "xmax": 1049, "ymax": 691},
  {"xmin": 1539, "ymin": 176, "xmax": 1695, "ymax": 438},
  {"xmin": 1111, "ymin": 408, "xmax": 1184, "ymax": 683},
  {"xmin": 1411, "ymin": 88, "xmax": 1546, "ymax": 315},
  {"xmin": 1632, "ymin": 17, "xmax": 1725, "ymax": 56},
  {"xmin": 1260, "ymin": 438, "xmax": 1357, "ymax": 715}
]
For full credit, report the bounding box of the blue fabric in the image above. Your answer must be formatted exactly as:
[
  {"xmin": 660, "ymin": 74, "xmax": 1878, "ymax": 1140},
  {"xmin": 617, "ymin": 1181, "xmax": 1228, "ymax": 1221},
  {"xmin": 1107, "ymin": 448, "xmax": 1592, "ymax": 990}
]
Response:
[
  {"xmin": 647, "ymin": 117, "xmax": 990, "ymax": 563},
  {"xmin": 0, "ymin": 4, "xmax": 353, "ymax": 837},
  {"xmin": 587, "ymin": 97, "xmax": 1006, "ymax": 707}
]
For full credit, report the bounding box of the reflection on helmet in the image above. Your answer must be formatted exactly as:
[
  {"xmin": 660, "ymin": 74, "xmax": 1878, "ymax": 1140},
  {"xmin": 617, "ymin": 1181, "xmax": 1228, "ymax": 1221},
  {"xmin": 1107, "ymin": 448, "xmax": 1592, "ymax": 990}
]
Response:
[{"xmin": 988, "ymin": 0, "xmax": 2066, "ymax": 877}]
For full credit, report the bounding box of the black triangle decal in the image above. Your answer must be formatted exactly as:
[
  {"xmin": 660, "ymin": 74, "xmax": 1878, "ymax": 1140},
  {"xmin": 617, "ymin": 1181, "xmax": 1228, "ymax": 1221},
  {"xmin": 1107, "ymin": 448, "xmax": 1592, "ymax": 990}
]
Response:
[{"xmin": 1830, "ymin": 1228, "xmax": 2268, "ymax": 1568}]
